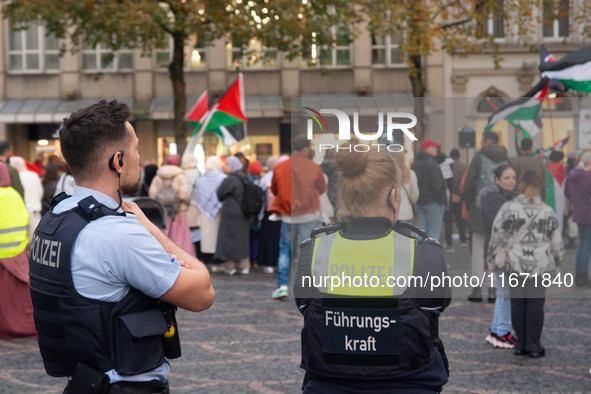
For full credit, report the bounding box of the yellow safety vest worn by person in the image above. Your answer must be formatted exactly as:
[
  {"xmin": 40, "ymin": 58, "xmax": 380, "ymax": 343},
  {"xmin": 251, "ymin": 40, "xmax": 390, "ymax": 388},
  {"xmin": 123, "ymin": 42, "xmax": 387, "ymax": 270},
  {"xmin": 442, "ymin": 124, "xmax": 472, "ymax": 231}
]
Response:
[
  {"xmin": 0, "ymin": 187, "xmax": 28, "ymax": 258},
  {"xmin": 295, "ymin": 217, "xmax": 451, "ymax": 392}
]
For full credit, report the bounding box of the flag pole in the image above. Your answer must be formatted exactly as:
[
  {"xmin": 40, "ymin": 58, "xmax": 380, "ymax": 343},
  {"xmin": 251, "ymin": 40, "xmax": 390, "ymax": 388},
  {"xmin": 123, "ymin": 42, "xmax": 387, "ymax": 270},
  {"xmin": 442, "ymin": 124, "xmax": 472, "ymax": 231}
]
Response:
[{"xmin": 547, "ymin": 100, "xmax": 556, "ymax": 145}]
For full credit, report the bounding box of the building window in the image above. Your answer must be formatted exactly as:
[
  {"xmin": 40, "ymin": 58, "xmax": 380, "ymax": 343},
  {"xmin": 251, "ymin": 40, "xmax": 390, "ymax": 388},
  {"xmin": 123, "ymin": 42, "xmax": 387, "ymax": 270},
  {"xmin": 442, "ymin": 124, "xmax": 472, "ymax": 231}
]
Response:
[
  {"xmin": 372, "ymin": 33, "xmax": 403, "ymax": 66},
  {"xmin": 543, "ymin": 0, "xmax": 569, "ymax": 38},
  {"xmin": 303, "ymin": 26, "xmax": 351, "ymax": 67},
  {"xmin": 7, "ymin": 20, "xmax": 59, "ymax": 72},
  {"xmin": 227, "ymin": 37, "xmax": 277, "ymax": 69},
  {"xmin": 480, "ymin": 0, "xmax": 505, "ymax": 38},
  {"xmin": 155, "ymin": 34, "xmax": 207, "ymax": 70},
  {"xmin": 82, "ymin": 42, "xmax": 133, "ymax": 72}
]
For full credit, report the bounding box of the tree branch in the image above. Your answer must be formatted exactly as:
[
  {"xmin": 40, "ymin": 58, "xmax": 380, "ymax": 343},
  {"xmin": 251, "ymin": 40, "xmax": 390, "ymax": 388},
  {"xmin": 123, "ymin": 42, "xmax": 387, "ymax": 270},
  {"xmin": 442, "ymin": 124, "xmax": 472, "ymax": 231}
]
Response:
[
  {"xmin": 156, "ymin": 20, "xmax": 174, "ymax": 35},
  {"xmin": 439, "ymin": 17, "xmax": 472, "ymax": 29},
  {"xmin": 431, "ymin": 0, "xmax": 459, "ymax": 22}
]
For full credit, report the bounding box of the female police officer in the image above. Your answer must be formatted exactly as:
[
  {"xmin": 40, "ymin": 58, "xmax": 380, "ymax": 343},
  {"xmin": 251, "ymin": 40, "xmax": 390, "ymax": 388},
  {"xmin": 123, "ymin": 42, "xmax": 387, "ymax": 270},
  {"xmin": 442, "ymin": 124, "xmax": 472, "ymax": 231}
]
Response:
[{"xmin": 294, "ymin": 140, "xmax": 452, "ymax": 393}]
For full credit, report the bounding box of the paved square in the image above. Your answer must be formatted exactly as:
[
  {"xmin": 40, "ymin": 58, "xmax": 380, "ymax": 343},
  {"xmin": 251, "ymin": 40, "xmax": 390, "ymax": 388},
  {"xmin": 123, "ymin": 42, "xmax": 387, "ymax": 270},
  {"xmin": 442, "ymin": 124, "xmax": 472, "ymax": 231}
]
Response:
[{"xmin": 1, "ymin": 246, "xmax": 590, "ymax": 393}]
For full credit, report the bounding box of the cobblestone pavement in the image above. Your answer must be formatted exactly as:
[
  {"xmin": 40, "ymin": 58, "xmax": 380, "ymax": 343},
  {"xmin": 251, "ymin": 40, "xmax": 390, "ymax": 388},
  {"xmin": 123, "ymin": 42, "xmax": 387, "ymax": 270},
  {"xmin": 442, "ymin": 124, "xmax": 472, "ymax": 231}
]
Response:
[{"xmin": 1, "ymin": 245, "xmax": 590, "ymax": 393}]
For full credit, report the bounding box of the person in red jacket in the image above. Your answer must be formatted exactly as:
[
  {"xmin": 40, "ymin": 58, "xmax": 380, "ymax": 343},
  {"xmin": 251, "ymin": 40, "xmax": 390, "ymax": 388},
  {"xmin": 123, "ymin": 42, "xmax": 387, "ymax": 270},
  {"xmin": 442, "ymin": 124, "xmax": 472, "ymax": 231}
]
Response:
[{"xmin": 270, "ymin": 135, "xmax": 326, "ymax": 299}]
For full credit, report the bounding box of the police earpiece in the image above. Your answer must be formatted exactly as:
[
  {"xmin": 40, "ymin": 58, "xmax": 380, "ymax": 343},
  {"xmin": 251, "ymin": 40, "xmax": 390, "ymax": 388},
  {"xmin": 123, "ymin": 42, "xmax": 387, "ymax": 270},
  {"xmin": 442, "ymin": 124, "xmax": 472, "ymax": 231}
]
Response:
[{"xmin": 108, "ymin": 150, "xmax": 124, "ymax": 171}]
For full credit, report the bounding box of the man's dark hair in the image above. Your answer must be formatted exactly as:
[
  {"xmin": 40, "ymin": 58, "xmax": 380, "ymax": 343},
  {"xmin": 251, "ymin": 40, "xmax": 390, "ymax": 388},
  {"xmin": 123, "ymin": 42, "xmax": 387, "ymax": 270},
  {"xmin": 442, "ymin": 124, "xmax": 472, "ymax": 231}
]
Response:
[
  {"xmin": 0, "ymin": 141, "xmax": 10, "ymax": 156},
  {"xmin": 292, "ymin": 135, "xmax": 311, "ymax": 152},
  {"xmin": 520, "ymin": 138, "xmax": 533, "ymax": 151},
  {"xmin": 482, "ymin": 131, "xmax": 499, "ymax": 145},
  {"xmin": 450, "ymin": 148, "xmax": 460, "ymax": 159},
  {"xmin": 60, "ymin": 100, "xmax": 131, "ymax": 182}
]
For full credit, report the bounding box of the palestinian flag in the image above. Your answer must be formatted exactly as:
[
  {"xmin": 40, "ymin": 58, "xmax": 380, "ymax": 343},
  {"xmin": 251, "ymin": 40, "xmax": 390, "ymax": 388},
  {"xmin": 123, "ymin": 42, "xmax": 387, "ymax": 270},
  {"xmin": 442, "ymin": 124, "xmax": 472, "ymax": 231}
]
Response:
[
  {"xmin": 512, "ymin": 118, "xmax": 542, "ymax": 140},
  {"xmin": 540, "ymin": 45, "xmax": 565, "ymax": 91},
  {"xmin": 554, "ymin": 135, "xmax": 570, "ymax": 151},
  {"xmin": 185, "ymin": 90, "xmax": 209, "ymax": 130},
  {"xmin": 185, "ymin": 91, "xmax": 244, "ymax": 145},
  {"xmin": 184, "ymin": 74, "xmax": 247, "ymax": 155},
  {"xmin": 485, "ymin": 77, "xmax": 550, "ymax": 136},
  {"xmin": 540, "ymin": 46, "xmax": 591, "ymax": 92},
  {"xmin": 546, "ymin": 160, "xmax": 566, "ymax": 233},
  {"xmin": 539, "ymin": 136, "xmax": 571, "ymax": 157}
]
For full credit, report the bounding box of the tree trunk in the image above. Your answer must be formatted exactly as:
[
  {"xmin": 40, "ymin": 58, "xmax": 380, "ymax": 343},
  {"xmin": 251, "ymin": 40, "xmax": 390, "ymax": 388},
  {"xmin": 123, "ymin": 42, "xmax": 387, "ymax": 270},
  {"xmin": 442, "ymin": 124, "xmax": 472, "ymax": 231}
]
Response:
[
  {"xmin": 409, "ymin": 55, "xmax": 426, "ymax": 156},
  {"xmin": 169, "ymin": 32, "xmax": 187, "ymax": 155}
]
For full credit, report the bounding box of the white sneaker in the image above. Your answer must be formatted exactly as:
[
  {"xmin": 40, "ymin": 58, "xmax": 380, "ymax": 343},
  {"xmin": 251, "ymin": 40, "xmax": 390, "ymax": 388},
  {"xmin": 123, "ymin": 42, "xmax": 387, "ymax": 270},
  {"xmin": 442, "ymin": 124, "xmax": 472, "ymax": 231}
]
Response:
[
  {"xmin": 485, "ymin": 333, "xmax": 497, "ymax": 347},
  {"xmin": 240, "ymin": 267, "xmax": 250, "ymax": 275},
  {"xmin": 272, "ymin": 285, "xmax": 288, "ymax": 299},
  {"xmin": 210, "ymin": 265, "xmax": 224, "ymax": 273},
  {"xmin": 225, "ymin": 269, "xmax": 236, "ymax": 276},
  {"xmin": 263, "ymin": 266, "xmax": 275, "ymax": 274}
]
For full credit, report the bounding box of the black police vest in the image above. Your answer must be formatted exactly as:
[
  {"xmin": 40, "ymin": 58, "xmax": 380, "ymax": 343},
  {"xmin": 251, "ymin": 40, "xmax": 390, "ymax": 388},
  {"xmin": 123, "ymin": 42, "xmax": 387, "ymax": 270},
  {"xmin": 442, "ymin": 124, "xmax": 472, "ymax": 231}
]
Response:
[
  {"xmin": 29, "ymin": 196, "xmax": 170, "ymax": 377},
  {"xmin": 296, "ymin": 227, "xmax": 439, "ymax": 381}
]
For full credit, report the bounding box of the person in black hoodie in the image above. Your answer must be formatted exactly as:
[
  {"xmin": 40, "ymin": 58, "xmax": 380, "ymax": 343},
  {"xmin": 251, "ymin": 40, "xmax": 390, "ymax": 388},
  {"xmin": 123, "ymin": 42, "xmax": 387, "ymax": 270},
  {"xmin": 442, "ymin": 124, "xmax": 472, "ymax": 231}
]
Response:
[
  {"xmin": 477, "ymin": 164, "xmax": 517, "ymax": 349},
  {"xmin": 463, "ymin": 131, "xmax": 508, "ymax": 302},
  {"xmin": 411, "ymin": 140, "xmax": 447, "ymax": 241}
]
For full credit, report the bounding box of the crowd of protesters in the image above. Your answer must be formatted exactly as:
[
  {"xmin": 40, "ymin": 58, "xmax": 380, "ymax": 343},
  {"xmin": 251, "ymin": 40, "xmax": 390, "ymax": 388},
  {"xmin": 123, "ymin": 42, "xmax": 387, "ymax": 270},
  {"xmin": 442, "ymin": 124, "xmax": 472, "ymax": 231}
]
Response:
[{"xmin": 1, "ymin": 130, "xmax": 590, "ymax": 352}]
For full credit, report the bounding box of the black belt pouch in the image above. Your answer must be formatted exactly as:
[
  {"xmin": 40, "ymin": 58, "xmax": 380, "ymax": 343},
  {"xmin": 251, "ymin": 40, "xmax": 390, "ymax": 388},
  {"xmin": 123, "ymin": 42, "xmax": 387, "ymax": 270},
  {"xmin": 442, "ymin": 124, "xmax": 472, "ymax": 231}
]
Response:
[{"xmin": 69, "ymin": 363, "xmax": 109, "ymax": 394}]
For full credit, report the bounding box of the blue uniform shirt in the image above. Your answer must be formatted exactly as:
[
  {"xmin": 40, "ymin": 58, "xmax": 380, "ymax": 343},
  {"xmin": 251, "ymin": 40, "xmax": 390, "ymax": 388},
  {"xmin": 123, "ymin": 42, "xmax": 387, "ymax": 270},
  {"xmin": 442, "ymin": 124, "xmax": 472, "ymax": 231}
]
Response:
[{"xmin": 52, "ymin": 186, "xmax": 182, "ymax": 383}]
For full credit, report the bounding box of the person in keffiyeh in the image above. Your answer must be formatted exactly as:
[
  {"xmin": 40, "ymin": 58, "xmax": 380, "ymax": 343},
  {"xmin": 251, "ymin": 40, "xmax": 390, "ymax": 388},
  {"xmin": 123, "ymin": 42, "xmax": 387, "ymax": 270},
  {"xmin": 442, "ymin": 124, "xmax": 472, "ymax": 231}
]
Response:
[{"xmin": 196, "ymin": 156, "xmax": 227, "ymax": 270}]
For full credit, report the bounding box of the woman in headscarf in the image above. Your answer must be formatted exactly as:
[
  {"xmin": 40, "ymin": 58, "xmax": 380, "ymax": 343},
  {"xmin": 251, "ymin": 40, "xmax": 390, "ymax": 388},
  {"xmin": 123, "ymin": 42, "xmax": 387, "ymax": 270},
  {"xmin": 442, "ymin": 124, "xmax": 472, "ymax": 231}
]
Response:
[
  {"xmin": 215, "ymin": 156, "xmax": 251, "ymax": 275},
  {"xmin": 140, "ymin": 164, "xmax": 158, "ymax": 197},
  {"xmin": 197, "ymin": 156, "xmax": 227, "ymax": 271},
  {"xmin": 9, "ymin": 156, "xmax": 43, "ymax": 241},
  {"xmin": 0, "ymin": 161, "xmax": 36, "ymax": 338},
  {"xmin": 149, "ymin": 154, "xmax": 195, "ymax": 256},
  {"xmin": 257, "ymin": 157, "xmax": 281, "ymax": 273}
]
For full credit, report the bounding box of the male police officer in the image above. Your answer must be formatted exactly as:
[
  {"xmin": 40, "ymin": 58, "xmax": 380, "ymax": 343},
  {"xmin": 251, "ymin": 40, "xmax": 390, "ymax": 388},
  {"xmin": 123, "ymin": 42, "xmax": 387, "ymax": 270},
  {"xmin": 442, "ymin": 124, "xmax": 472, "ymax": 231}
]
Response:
[{"xmin": 29, "ymin": 100, "xmax": 214, "ymax": 394}]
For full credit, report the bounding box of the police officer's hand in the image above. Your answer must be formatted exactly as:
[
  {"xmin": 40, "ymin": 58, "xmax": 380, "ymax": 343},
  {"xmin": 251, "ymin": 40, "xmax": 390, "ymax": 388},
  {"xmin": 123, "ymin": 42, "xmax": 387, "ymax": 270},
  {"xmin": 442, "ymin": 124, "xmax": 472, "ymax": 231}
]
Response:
[
  {"xmin": 122, "ymin": 200, "xmax": 153, "ymax": 230},
  {"xmin": 170, "ymin": 253, "xmax": 195, "ymax": 270}
]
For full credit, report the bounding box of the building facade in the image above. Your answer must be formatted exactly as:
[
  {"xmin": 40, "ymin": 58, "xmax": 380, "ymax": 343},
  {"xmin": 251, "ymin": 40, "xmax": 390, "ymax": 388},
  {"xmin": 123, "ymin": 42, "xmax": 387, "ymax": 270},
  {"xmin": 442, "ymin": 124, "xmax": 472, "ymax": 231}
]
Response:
[{"xmin": 0, "ymin": 8, "xmax": 588, "ymax": 166}]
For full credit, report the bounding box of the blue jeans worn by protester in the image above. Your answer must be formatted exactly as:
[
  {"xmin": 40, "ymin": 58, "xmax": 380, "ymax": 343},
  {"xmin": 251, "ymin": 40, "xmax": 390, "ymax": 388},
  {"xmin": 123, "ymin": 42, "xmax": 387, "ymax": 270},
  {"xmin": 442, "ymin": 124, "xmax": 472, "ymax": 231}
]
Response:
[
  {"xmin": 576, "ymin": 224, "xmax": 591, "ymax": 275},
  {"xmin": 277, "ymin": 220, "xmax": 317, "ymax": 287},
  {"xmin": 415, "ymin": 203, "xmax": 446, "ymax": 242},
  {"xmin": 491, "ymin": 269, "xmax": 511, "ymax": 336}
]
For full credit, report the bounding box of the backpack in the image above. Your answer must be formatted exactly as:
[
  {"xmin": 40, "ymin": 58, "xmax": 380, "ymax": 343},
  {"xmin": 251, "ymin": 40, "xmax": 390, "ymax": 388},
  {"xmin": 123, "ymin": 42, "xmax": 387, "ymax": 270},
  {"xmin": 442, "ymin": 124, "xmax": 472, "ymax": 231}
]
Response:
[
  {"xmin": 232, "ymin": 173, "xmax": 264, "ymax": 216},
  {"xmin": 478, "ymin": 154, "xmax": 508, "ymax": 192},
  {"xmin": 157, "ymin": 178, "xmax": 180, "ymax": 214}
]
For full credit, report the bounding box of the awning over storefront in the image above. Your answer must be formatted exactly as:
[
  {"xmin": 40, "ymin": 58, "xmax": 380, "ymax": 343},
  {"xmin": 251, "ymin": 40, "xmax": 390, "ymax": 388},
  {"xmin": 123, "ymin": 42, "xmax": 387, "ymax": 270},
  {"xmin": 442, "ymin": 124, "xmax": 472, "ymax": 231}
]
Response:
[
  {"xmin": 0, "ymin": 98, "xmax": 135, "ymax": 124},
  {"xmin": 0, "ymin": 93, "xmax": 430, "ymax": 124},
  {"xmin": 149, "ymin": 95, "xmax": 284, "ymax": 120}
]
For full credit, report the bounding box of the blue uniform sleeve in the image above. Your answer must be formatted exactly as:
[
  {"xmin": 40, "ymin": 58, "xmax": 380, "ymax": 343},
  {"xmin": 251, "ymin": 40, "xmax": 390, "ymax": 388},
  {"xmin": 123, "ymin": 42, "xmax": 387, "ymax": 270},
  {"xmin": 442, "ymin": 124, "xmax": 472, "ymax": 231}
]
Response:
[{"xmin": 104, "ymin": 216, "xmax": 182, "ymax": 299}]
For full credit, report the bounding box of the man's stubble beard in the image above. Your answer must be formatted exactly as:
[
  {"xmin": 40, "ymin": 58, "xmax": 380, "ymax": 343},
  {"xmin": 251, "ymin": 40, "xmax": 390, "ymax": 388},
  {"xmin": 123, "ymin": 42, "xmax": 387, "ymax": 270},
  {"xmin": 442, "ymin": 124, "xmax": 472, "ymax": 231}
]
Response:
[{"xmin": 121, "ymin": 175, "xmax": 141, "ymax": 196}]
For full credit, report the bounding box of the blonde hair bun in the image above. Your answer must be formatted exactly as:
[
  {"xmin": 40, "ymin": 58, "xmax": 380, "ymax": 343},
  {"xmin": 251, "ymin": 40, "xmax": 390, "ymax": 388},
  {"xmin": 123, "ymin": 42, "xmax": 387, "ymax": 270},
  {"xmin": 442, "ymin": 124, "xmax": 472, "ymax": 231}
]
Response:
[{"xmin": 335, "ymin": 140, "xmax": 369, "ymax": 177}]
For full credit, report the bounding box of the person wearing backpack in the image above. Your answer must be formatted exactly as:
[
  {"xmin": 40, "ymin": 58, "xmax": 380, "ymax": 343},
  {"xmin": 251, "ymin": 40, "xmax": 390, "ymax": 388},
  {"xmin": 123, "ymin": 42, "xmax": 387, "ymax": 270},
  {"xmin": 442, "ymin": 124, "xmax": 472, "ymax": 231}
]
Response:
[
  {"xmin": 214, "ymin": 156, "xmax": 253, "ymax": 275},
  {"xmin": 463, "ymin": 131, "xmax": 508, "ymax": 302},
  {"xmin": 149, "ymin": 154, "xmax": 196, "ymax": 257}
]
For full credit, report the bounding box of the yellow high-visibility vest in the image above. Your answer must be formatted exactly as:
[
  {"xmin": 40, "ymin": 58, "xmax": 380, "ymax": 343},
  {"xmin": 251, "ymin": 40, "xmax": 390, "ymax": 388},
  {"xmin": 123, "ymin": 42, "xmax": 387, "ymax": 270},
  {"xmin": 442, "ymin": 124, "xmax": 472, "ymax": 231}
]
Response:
[
  {"xmin": 0, "ymin": 187, "xmax": 29, "ymax": 258},
  {"xmin": 311, "ymin": 230, "xmax": 416, "ymax": 297}
]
